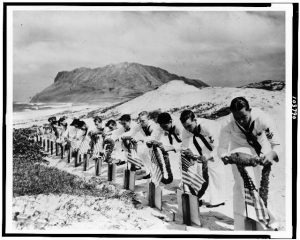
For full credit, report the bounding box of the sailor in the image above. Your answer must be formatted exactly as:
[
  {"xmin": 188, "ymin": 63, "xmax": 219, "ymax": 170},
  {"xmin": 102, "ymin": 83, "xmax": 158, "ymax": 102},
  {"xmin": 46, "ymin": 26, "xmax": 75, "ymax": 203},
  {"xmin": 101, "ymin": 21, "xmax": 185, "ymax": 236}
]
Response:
[
  {"xmin": 63, "ymin": 118, "xmax": 80, "ymax": 150},
  {"xmin": 121, "ymin": 111, "xmax": 159, "ymax": 179},
  {"xmin": 180, "ymin": 109, "xmax": 225, "ymax": 207},
  {"xmin": 148, "ymin": 112, "xmax": 184, "ymax": 183},
  {"xmin": 217, "ymin": 97, "xmax": 282, "ymax": 230}
]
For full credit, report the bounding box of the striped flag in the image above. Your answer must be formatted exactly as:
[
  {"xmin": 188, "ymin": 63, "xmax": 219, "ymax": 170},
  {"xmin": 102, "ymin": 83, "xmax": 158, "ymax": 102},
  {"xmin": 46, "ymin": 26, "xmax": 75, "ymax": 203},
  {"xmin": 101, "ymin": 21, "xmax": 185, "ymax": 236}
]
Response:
[
  {"xmin": 181, "ymin": 154, "xmax": 206, "ymax": 194},
  {"xmin": 78, "ymin": 136, "xmax": 91, "ymax": 155},
  {"xmin": 71, "ymin": 140, "xmax": 79, "ymax": 149},
  {"xmin": 127, "ymin": 149, "xmax": 144, "ymax": 168},
  {"xmin": 92, "ymin": 137, "xmax": 104, "ymax": 158},
  {"xmin": 149, "ymin": 148, "xmax": 163, "ymax": 186},
  {"xmin": 243, "ymin": 176, "xmax": 270, "ymax": 228},
  {"xmin": 236, "ymin": 164, "xmax": 271, "ymax": 228}
]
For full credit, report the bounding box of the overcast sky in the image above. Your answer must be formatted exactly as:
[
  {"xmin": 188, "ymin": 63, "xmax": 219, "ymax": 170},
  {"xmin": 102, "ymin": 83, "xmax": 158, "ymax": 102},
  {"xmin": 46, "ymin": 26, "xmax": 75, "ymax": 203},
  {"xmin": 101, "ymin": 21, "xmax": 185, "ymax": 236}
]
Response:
[{"xmin": 13, "ymin": 10, "xmax": 285, "ymax": 102}]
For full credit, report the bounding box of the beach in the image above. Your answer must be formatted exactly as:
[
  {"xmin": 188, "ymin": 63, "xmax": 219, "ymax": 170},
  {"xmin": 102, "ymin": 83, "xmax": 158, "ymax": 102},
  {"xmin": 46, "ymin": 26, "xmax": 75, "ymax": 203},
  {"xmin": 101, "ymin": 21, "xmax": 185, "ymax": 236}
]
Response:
[{"xmin": 11, "ymin": 82, "xmax": 286, "ymax": 232}]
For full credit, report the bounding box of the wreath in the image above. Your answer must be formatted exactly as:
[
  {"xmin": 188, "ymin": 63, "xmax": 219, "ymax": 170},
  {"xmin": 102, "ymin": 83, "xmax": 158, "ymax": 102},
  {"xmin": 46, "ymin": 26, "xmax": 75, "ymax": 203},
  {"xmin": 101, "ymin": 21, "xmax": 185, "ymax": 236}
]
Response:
[
  {"xmin": 103, "ymin": 138, "xmax": 115, "ymax": 163},
  {"xmin": 222, "ymin": 152, "xmax": 270, "ymax": 207}
]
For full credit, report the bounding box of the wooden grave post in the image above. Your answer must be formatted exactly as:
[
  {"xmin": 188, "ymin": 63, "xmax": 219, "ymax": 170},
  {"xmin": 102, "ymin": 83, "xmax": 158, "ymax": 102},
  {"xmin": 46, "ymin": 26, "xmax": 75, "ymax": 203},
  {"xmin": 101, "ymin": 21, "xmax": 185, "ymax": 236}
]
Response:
[
  {"xmin": 72, "ymin": 150, "xmax": 77, "ymax": 166},
  {"xmin": 67, "ymin": 148, "xmax": 71, "ymax": 163},
  {"xmin": 123, "ymin": 146, "xmax": 137, "ymax": 191},
  {"xmin": 147, "ymin": 179, "xmax": 163, "ymax": 210},
  {"xmin": 55, "ymin": 142, "xmax": 59, "ymax": 156},
  {"xmin": 154, "ymin": 185, "xmax": 162, "ymax": 210},
  {"xmin": 123, "ymin": 167, "xmax": 130, "ymax": 190},
  {"xmin": 107, "ymin": 163, "xmax": 116, "ymax": 182},
  {"xmin": 95, "ymin": 156, "xmax": 102, "ymax": 176},
  {"xmin": 129, "ymin": 170, "xmax": 136, "ymax": 191},
  {"xmin": 148, "ymin": 181, "xmax": 156, "ymax": 208},
  {"xmin": 60, "ymin": 144, "xmax": 64, "ymax": 159},
  {"xmin": 123, "ymin": 168, "xmax": 135, "ymax": 191},
  {"xmin": 176, "ymin": 189, "xmax": 201, "ymax": 226},
  {"xmin": 83, "ymin": 153, "xmax": 89, "ymax": 171},
  {"xmin": 74, "ymin": 151, "xmax": 80, "ymax": 167},
  {"xmin": 79, "ymin": 154, "xmax": 82, "ymax": 164},
  {"xmin": 181, "ymin": 192, "xmax": 191, "ymax": 226},
  {"xmin": 50, "ymin": 141, "xmax": 53, "ymax": 155},
  {"xmin": 47, "ymin": 139, "xmax": 50, "ymax": 152}
]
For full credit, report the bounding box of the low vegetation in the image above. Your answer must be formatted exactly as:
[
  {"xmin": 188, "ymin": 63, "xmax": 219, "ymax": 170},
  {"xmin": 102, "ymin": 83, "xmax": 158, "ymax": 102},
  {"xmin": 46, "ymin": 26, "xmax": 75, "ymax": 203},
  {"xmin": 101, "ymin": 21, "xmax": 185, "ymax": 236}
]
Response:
[{"xmin": 13, "ymin": 128, "xmax": 134, "ymax": 202}]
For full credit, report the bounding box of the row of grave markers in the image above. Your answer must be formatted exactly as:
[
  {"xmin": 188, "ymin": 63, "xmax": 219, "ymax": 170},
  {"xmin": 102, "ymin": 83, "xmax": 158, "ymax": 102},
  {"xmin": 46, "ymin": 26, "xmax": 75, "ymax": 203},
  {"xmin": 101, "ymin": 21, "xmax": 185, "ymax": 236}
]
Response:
[{"xmin": 33, "ymin": 134, "xmax": 201, "ymax": 227}]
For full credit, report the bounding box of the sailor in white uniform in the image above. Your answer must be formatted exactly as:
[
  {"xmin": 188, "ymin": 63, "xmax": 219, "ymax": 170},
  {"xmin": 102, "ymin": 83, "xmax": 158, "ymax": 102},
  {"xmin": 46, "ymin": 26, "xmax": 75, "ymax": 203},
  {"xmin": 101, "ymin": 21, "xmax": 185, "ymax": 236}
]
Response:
[
  {"xmin": 180, "ymin": 109, "xmax": 225, "ymax": 207},
  {"xmin": 217, "ymin": 97, "xmax": 282, "ymax": 230}
]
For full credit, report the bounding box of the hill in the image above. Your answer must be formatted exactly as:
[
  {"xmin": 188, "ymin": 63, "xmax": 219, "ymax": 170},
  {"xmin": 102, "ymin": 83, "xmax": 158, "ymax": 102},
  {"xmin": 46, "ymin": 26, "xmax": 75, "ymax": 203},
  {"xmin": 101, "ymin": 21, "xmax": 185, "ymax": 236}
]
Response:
[
  {"xmin": 30, "ymin": 62, "xmax": 208, "ymax": 103},
  {"xmin": 110, "ymin": 80, "xmax": 285, "ymax": 118},
  {"xmin": 239, "ymin": 80, "xmax": 285, "ymax": 91}
]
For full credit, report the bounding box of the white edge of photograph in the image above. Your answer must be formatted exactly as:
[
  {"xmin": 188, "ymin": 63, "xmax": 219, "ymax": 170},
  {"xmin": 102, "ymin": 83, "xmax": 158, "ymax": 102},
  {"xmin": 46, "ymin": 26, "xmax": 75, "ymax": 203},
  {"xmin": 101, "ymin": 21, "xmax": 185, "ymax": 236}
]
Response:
[{"xmin": 2, "ymin": 1, "xmax": 296, "ymax": 239}]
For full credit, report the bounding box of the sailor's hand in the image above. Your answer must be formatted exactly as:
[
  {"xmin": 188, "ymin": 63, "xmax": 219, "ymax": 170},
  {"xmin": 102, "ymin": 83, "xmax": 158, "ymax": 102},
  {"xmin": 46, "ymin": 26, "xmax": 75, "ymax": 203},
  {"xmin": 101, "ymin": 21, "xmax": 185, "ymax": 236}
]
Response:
[
  {"xmin": 261, "ymin": 150, "xmax": 278, "ymax": 166},
  {"xmin": 163, "ymin": 145, "xmax": 176, "ymax": 152},
  {"xmin": 220, "ymin": 154, "xmax": 231, "ymax": 165},
  {"xmin": 206, "ymin": 156, "xmax": 214, "ymax": 162},
  {"xmin": 136, "ymin": 139, "xmax": 144, "ymax": 143},
  {"xmin": 146, "ymin": 141, "xmax": 153, "ymax": 147},
  {"xmin": 121, "ymin": 136, "xmax": 132, "ymax": 141},
  {"xmin": 146, "ymin": 140, "xmax": 161, "ymax": 148},
  {"xmin": 181, "ymin": 148, "xmax": 193, "ymax": 156},
  {"xmin": 173, "ymin": 146, "xmax": 184, "ymax": 153}
]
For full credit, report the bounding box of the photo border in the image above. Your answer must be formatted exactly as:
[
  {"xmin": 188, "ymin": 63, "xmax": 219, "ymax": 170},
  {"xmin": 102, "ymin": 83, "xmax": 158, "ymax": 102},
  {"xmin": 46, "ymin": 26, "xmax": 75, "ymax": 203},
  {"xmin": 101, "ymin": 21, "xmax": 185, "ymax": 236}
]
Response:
[{"xmin": 2, "ymin": 2, "xmax": 297, "ymax": 238}]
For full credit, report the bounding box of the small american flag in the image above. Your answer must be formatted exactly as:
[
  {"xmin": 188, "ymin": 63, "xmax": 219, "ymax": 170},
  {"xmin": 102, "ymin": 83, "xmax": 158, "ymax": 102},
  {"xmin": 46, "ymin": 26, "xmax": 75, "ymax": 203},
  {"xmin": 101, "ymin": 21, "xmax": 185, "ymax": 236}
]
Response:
[
  {"xmin": 181, "ymin": 154, "xmax": 206, "ymax": 194},
  {"xmin": 149, "ymin": 148, "xmax": 163, "ymax": 186},
  {"xmin": 70, "ymin": 139, "xmax": 80, "ymax": 149},
  {"xmin": 78, "ymin": 136, "xmax": 91, "ymax": 155},
  {"xmin": 92, "ymin": 137, "xmax": 104, "ymax": 157},
  {"xmin": 243, "ymin": 174, "xmax": 270, "ymax": 228},
  {"xmin": 127, "ymin": 149, "xmax": 143, "ymax": 168}
]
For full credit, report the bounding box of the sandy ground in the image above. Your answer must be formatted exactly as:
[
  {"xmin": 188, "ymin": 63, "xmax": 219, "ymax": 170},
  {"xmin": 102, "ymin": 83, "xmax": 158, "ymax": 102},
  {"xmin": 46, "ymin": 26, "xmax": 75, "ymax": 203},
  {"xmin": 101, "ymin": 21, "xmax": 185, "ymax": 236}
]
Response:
[
  {"xmin": 12, "ymin": 81, "xmax": 286, "ymax": 232},
  {"xmin": 13, "ymin": 152, "xmax": 234, "ymax": 232}
]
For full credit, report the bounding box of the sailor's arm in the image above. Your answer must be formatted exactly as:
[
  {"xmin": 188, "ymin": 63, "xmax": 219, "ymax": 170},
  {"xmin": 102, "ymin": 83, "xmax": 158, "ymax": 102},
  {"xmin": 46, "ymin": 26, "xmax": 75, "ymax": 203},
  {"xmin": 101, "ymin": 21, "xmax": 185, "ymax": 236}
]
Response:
[
  {"xmin": 180, "ymin": 128, "xmax": 191, "ymax": 151},
  {"xmin": 122, "ymin": 124, "xmax": 140, "ymax": 139},
  {"xmin": 217, "ymin": 123, "xmax": 231, "ymax": 159},
  {"xmin": 109, "ymin": 127, "xmax": 125, "ymax": 142},
  {"xmin": 260, "ymin": 113, "xmax": 282, "ymax": 164}
]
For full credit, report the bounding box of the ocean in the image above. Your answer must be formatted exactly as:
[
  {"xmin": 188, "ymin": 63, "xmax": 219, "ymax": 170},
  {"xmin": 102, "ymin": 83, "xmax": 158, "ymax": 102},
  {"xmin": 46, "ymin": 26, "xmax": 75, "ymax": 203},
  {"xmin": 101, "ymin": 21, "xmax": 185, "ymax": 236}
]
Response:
[
  {"xmin": 13, "ymin": 102, "xmax": 73, "ymax": 112},
  {"xmin": 12, "ymin": 102, "xmax": 112, "ymax": 128}
]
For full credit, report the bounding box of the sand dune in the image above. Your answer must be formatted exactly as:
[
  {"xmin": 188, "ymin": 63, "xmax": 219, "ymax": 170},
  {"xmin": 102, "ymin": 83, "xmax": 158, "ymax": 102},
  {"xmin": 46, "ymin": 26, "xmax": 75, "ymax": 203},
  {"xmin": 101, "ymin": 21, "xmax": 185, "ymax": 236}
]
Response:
[{"xmin": 12, "ymin": 80, "xmax": 286, "ymax": 232}]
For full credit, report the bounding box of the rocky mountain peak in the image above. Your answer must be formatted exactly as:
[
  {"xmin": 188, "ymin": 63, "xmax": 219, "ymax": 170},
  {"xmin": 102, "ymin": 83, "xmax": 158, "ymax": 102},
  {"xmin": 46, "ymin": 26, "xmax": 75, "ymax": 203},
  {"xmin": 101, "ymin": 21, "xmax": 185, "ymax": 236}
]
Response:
[{"xmin": 31, "ymin": 62, "xmax": 208, "ymax": 103}]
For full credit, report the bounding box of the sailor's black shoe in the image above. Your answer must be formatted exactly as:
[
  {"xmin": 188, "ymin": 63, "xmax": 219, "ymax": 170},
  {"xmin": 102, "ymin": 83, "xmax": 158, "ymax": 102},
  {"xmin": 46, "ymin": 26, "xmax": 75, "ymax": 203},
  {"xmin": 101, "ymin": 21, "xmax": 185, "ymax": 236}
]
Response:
[
  {"xmin": 142, "ymin": 173, "xmax": 151, "ymax": 179},
  {"xmin": 206, "ymin": 202, "xmax": 225, "ymax": 208},
  {"xmin": 116, "ymin": 160, "xmax": 126, "ymax": 166}
]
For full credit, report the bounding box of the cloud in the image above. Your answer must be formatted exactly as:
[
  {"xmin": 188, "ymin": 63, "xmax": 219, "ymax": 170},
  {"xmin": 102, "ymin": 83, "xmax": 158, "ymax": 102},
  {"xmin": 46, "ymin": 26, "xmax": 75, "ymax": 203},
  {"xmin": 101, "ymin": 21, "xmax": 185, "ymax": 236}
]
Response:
[
  {"xmin": 13, "ymin": 10, "xmax": 285, "ymax": 101},
  {"xmin": 246, "ymin": 11, "xmax": 285, "ymax": 23}
]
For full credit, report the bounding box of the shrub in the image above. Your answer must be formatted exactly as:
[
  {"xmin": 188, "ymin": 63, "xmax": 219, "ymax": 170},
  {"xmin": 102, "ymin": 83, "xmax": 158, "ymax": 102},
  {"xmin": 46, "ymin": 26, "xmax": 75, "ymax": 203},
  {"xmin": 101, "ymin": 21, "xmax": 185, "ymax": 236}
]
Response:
[{"xmin": 12, "ymin": 128, "xmax": 128, "ymax": 199}]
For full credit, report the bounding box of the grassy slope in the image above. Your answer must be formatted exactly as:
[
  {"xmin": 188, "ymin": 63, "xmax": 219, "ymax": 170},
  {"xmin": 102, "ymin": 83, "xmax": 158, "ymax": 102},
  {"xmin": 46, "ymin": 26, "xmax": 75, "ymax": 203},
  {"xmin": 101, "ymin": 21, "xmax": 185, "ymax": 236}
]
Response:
[{"xmin": 13, "ymin": 128, "xmax": 133, "ymax": 200}]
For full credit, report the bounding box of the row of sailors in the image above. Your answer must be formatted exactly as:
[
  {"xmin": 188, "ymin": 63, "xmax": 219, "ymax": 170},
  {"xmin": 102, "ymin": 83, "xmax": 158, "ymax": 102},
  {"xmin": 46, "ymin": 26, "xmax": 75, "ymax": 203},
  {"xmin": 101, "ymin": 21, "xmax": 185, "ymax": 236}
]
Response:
[{"xmin": 38, "ymin": 97, "xmax": 282, "ymax": 230}]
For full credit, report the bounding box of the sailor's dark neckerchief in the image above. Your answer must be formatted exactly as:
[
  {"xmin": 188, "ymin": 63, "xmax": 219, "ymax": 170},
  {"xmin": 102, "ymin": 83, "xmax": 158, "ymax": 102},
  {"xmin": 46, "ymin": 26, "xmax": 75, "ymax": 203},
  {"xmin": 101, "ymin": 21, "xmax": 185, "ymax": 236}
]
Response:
[
  {"xmin": 236, "ymin": 120, "xmax": 262, "ymax": 156},
  {"xmin": 142, "ymin": 125, "xmax": 152, "ymax": 136},
  {"xmin": 167, "ymin": 125, "xmax": 182, "ymax": 145},
  {"xmin": 192, "ymin": 125, "xmax": 213, "ymax": 156},
  {"xmin": 124, "ymin": 127, "xmax": 130, "ymax": 132}
]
